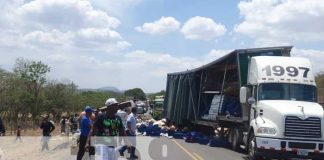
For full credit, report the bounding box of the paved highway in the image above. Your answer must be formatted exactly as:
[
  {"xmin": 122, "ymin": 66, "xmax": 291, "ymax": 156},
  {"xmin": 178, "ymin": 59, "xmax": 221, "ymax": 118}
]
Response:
[
  {"xmin": 0, "ymin": 135, "xmax": 248, "ymax": 160},
  {"xmin": 5, "ymin": 136, "xmax": 310, "ymax": 160},
  {"xmin": 133, "ymin": 136, "xmax": 248, "ymax": 160}
]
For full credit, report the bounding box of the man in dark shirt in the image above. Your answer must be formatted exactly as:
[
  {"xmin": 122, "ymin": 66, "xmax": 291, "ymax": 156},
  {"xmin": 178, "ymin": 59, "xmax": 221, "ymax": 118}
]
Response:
[
  {"xmin": 40, "ymin": 115, "xmax": 55, "ymax": 151},
  {"xmin": 93, "ymin": 98, "xmax": 125, "ymax": 160},
  {"xmin": 0, "ymin": 117, "xmax": 5, "ymax": 136}
]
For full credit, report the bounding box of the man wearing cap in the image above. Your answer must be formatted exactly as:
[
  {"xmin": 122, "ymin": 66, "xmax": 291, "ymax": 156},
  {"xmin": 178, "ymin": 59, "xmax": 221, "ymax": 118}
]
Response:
[
  {"xmin": 77, "ymin": 106, "xmax": 93, "ymax": 160},
  {"xmin": 93, "ymin": 98, "xmax": 125, "ymax": 160}
]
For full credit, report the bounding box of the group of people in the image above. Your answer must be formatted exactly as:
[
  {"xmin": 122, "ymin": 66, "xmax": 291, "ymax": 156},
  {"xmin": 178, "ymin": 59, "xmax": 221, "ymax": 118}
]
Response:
[
  {"xmin": 60, "ymin": 114, "xmax": 79, "ymax": 135},
  {"xmin": 77, "ymin": 98, "xmax": 138, "ymax": 160},
  {"xmin": 36, "ymin": 97, "xmax": 139, "ymax": 159}
]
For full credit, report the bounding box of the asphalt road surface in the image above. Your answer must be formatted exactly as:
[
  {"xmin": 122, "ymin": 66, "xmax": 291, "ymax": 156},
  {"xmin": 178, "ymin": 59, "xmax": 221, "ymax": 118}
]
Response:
[
  {"xmin": 0, "ymin": 135, "xmax": 248, "ymax": 160},
  {"xmin": 0, "ymin": 135, "xmax": 313, "ymax": 160},
  {"xmin": 141, "ymin": 137, "xmax": 248, "ymax": 160}
]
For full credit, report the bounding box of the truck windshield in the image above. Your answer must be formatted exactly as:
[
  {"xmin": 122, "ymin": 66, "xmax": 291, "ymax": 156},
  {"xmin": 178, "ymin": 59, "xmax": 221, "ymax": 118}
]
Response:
[{"xmin": 258, "ymin": 83, "xmax": 317, "ymax": 102}]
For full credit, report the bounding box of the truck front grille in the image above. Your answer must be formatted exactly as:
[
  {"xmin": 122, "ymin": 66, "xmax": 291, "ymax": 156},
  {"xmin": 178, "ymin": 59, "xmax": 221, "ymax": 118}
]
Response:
[{"xmin": 285, "ymin": 116, "xmax": 321, "ymax": 138}]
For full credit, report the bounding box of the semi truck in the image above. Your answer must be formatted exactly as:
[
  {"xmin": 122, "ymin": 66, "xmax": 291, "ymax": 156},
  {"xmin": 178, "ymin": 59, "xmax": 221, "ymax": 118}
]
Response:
[{"xmin": 164, "ymin": 46, "xmax": 324, "ymax": 159}]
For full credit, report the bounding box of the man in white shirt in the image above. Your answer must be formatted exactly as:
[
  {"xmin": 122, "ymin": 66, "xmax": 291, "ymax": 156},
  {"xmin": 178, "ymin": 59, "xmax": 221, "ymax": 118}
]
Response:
[
  {"xmin": 116, "ymin": 109, "xmax": 127, "ymax": 129},
  {"xmin": 127, "ymin": 107, "xmax": 137, "ymax": 135},
  {"xmin": 116, "ymin": 108, "xmax": 127, "ymax": 145},
  {"xmin": 119, "ymin": 107, "xmax": 138, "ymax": 159}
]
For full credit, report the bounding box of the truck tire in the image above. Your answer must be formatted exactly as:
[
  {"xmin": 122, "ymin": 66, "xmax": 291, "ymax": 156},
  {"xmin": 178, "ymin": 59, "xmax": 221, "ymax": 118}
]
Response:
[
  {"xmin": 228, "ymin": 128, "xmax": 233, "ymax": 145},
  {"xmin": 248, "ymin": 132, "xmax": 264, "ymax": 160},
  {"xmin": 231, "ymin": 128, "xmax": 239, "ymax": 151}
]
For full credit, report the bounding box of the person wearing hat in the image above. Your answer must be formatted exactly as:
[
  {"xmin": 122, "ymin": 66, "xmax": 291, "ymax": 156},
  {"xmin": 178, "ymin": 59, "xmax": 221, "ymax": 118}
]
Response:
[
  {"xmin": 77, "ymin": 106, "xmax": 94, "ymax": 160},
  {"xmin": 40, "ymin": 115, "xmax": 55, "ymax": 151},
  {"xmin": 93, "ymin": 98, "xmax": 126, "ymax": 160}
]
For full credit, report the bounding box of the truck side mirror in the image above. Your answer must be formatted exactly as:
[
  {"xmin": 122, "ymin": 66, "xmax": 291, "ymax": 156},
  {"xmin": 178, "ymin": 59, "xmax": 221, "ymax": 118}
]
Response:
[
  {"xmin": 248, "ymin": 97, "xmax": 256, "ymax": 105},
  {"xmin": 240, "ymin": 87, "xmax": 251, "ymax": 104}
]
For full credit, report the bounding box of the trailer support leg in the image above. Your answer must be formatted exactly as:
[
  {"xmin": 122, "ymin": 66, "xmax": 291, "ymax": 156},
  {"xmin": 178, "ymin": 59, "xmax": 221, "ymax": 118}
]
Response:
[{"xmin": 220, "ymin": 127, "xmax": 224, "ymax": 140}]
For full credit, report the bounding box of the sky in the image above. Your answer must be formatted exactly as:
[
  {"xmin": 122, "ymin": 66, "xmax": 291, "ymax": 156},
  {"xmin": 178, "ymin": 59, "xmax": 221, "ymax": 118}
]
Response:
[{"xmin": 0, "ymin": 0, "xmax": 324, "ymax": 93}]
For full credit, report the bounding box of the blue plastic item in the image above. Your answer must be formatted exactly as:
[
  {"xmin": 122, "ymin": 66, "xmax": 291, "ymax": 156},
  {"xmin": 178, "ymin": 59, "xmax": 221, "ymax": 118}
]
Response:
[
  {"xmin": 184, "ymin": 132, "xmax": 203, "ymax": 143},
  {"xmin": 168, "ymin": 130, "xmax": 175, "ymax": 136},
  {"xmin": 184, "ymin": 136, "xmax": 195, "ymax": 143},
  {"xmin": 209, "ymin": 138, "xmax": 224, "ymax": 147},
  {"xmin": 138, "ymin": 124, "xmax": 147, "ymax": 133},
  {"xmin": 220, "ymin": 96, "xmax": 241, "ymax": 117},
  {"xmin": 160, "ymin": 128, "xmax": 168, "ymax": 134},
  {"xmin": 198, "ymin": 137, "xmax": 210, "ymax": 145},
  {"xmin": 153, "ymin": 127, "xmax": 161, "ymax": 131},
  {"xmin": 145, "ymin": 127, "xmax": 154, "ymax": 136},
  {"xmin": 188, "ymin": 131, "xmax": 202, "ymax": 137},
  {"xmin": 173, "ymin": 132, "xmax": 185, "ymax": 139},
  {"xmin": 151, "ymin": 130, "xmax": 161, "ymax": 137}
]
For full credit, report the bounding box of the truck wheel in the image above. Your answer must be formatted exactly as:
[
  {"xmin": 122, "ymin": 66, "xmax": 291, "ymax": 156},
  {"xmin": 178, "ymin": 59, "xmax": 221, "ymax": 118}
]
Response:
[
  {"xmin": 231, "ymin": 128, "xmax": 239, "ymax": 151},
  {"xmin": 248, "ymin": 132, "xmax": 263, "ymax": 160},
  {"xmin": 228, "ymin": 128, "xmax": 233, "ymax": 145}
]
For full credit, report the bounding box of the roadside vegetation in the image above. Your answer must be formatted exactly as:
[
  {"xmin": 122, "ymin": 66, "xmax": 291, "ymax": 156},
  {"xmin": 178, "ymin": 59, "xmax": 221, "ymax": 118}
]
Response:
[
  {"xmin": 316, "ymin": 72, "xmax": 324, "ymax": 96},
  {"xmin": 0, "ymin": 58, "xmax": 162, "ymax": 135}
]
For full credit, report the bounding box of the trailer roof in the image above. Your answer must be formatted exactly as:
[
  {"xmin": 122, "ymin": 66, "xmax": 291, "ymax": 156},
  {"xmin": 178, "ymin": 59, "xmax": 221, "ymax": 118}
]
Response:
[{"xmin": 168, "ymin": 46, "xmax": 293, "ymax": 76}]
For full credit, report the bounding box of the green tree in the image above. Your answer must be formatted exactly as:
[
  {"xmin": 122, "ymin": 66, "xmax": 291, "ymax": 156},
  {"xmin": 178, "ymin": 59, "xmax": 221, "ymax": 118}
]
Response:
[
  {"xmin": 0, "ymin": 68, "xmax": 29, "ymax": 133},
  {"xmin": 0, "ymin": 68, "xmax": 9, "ymax": 108},
  {"xmin": 316, "ymin": 72, "xmax": 324, "ymax": 97},
  {"xmin": 124, "ymin": 88, "xmax": 146, "ymax": 100},
  {"xmin": 78, "ymin": 91, "xmax": 124, "ymax": 110},
  {"xmin": 42, "ymin": 81, "xmax": 80, "ymax": 121},
  {"xmin": 14, "ymin": 58, "xmax": 50, "ymax": 122}
]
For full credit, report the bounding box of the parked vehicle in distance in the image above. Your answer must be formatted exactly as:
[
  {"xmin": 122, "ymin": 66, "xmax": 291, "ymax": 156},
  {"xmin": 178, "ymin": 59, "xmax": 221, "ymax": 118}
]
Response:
[{"xmin": 136, "ymin": 101, "xmax": 146, "ymax": 114}]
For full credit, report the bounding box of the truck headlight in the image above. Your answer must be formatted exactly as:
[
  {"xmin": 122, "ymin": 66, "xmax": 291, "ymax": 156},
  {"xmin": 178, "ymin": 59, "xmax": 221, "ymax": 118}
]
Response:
[{"xmin": 257, "ymin": 127, "xmax": 276, "ymax": 135}]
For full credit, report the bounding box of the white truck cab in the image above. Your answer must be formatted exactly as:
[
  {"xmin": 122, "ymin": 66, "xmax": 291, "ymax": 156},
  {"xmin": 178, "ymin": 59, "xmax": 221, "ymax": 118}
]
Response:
[{"xmin": 241, "ymin": 56, "xmax": 324, "ymax": 159}]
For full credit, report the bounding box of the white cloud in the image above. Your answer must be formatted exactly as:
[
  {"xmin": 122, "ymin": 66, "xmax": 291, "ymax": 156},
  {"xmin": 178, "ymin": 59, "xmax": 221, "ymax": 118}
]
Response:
[
  {"xmin": 126, "ymin": 50, "xmax": 200, "ymax": 68},
  {"xmin": 45, "ymin": 50, "xmax": 205, "ymax": 92},
  {"xmin": 136, "ymin": 17, "xmax": 180, "ymax": 35},
  {"xmin": 235, "ymin": 0, "xmax": 324, "ymax": 46},
  {"xmin": 91, "ymin": 0, "xmax": 144, "ymax": 17},
  {"xmin": 77, "ymin": 28, "xmax": 121, "ymax": 40},
  {"xmin": 73, "ymin": 28, "xmax": 124, "ymax": 49},
  {"xmin": 291, "ymin": 48, "xmax": 324, "ymax": 74},
  {"xmin": 23, "ymin": 30, "xmax": 71, "ymax": 46},
  {"xmin": 207, "ymin": 49, "xmax": 231, "ymax": 60},
  {"xmin": 180, "ymin": 16, "xmax": 226, "ymax": 41},
  {"xmin": 0, "ymin": 0, "xmax": 129, "ymax": 54},
  {"xmin": 17, "ymin": 0, "xmax": 120, "ymax": 31},
  {"xmin": 47, "ymin": 53, "xmax": 71, "ymax": 63}
]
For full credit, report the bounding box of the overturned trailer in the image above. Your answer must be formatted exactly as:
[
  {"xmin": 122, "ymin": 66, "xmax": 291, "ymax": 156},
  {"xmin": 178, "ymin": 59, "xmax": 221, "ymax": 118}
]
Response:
[{"xmin": 164, "ymin": 46, "xmax": 292, "ymax": 129}]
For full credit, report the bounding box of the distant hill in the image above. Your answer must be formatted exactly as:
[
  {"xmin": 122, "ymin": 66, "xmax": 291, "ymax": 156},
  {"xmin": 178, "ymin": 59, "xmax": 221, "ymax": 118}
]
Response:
[{"xmin": 79, "ymin": 86, "xmax": 121, "ymax": 93}]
